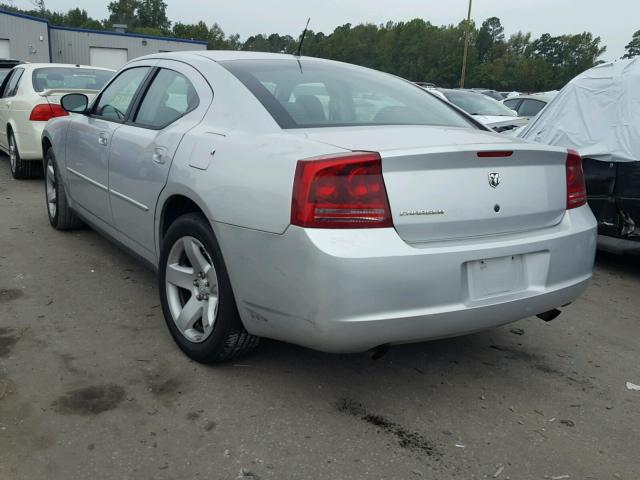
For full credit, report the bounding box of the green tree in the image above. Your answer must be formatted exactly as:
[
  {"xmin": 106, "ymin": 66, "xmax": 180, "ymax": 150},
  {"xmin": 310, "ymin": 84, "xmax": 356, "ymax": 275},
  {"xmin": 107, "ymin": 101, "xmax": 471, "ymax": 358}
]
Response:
[
  {"xmin": 137, "ymin": 0, "xmax": 170, "ymax": 32},
  {"xmin": 107, "ymin": 0, "xmax": 139, "ymax": 27},
  {"xmin": 622, "ymin": 30, "xmax": 640, "ymax": 59},
  {"xmin": 476, "ymin": 17, "xmax": 505, "ymax": 62}
]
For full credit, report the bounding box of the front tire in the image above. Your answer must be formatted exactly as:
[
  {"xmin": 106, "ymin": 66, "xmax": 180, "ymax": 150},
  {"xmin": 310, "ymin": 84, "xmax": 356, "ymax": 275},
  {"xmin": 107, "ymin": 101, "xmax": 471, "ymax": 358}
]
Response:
[
  {"xmin": 44, "ymin": 148, "xmax": 83, "ymax": 230},
  {"xmin": 159, "ymin": 213, "xmax": 259, "ymax": 363},
  {"xmin": 9, "ymin": 131, "xmax": 40, "ymax": 179}
]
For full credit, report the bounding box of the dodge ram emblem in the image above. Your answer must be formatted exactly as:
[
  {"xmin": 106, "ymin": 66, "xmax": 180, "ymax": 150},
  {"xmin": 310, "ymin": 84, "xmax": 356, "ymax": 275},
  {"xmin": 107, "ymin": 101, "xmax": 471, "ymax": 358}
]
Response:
[{"xmin": 488, "ymin": 172, "xmax": 501, "ymax": 188}]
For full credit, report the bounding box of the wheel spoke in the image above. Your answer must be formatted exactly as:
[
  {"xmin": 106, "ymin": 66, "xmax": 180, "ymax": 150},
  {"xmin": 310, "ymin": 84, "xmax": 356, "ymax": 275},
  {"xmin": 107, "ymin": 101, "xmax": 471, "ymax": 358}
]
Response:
[
  {"xmin": 166, "ymin": 263, "xmax": 195, "ymax": 290},
  {"xmin": 176, "ymin": 296, "xmax": 202, "ymax": 331},
  {"xmin": 47, "ymin": 164, "xmax": 55, "ymax": 182},
  {"xmin": 46, "ymin": 188, "xmax": 56, "ymax": 203},
  {"xmin": 202, "ymin": 296, "xmax": 218, "ymax": 330},
  {"xmin": 183, "ymin": 238, "xmax": 211, "ymax": 274}
]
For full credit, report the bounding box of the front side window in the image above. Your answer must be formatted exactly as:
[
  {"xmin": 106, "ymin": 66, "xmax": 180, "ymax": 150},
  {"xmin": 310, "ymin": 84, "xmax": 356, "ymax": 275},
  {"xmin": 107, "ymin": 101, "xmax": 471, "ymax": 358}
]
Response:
[
  {"xmin": 0, "ymin": 69, "xmax": 11, "ymax": 85},
  {"xmin": 134, "ymin": 69, "xmax": 199, "ymax": 128},
  {"xmin": 221, "ymin": 59, "xmax": 474, "ymax": 129},
  {"xmin": 519, "ymin": 99, "xmax": 546, "ymax": 117},
  {"xmin": 94, "ymin": 67, "xmax": 150, "ymax": 122},
  {"xmin": 3, "ymin": 68, "xmax": 24, "ymax": 98},
  {"xmin": 503, "ymin": 98, "xmax": 521, "ymax": 111},
  {"xmin": 32, "ymin": 67, "xmax": 113, "ymax": 92}
]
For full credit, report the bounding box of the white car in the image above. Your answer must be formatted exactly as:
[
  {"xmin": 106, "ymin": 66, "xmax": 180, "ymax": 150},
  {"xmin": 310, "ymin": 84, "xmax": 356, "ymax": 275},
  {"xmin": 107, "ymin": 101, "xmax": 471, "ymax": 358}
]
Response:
[
  {"xmin": 503, "ymin": 93, "xmax": 555, "ymax": 120},
  {"xmin": 0, "ymin": 63, "xmax": 114, "ymax": 179}
]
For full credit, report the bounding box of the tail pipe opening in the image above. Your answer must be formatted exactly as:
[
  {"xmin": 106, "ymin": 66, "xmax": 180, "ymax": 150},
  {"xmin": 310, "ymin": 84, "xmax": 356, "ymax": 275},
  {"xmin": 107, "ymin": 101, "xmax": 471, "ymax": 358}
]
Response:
[{"xmin": 536, "ymin": 309, "xmax": 562, "ymax": 322}]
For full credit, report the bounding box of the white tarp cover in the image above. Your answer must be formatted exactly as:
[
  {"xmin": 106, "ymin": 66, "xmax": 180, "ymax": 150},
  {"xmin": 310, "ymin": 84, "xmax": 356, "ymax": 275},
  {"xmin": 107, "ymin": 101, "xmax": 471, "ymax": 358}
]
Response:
[{"xmin": 518, "ymin": 58, "xmax": 640, "ymax": 162}]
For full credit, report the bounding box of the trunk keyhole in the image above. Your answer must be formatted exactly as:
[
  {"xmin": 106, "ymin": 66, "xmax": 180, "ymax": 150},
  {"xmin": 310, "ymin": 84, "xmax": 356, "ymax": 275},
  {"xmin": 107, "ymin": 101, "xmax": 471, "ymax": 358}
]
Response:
[{"xmin": 494, "ymin": 204, "xmax": 501, "ymax": 213}]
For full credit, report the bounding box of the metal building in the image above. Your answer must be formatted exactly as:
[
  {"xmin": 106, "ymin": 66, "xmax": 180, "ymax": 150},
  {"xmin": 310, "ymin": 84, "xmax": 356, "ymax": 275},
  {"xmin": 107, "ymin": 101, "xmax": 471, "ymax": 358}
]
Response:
[
  {"xmin": 1, "ymin": 9, "xmax": 207, "ymax": 69},
  {"xmin": 49, "ymin": 27, "xmax": 207, "ymax": 70},
  {"xmin": 0, "ymin": 10, "xmax": 51, "ymax": 63}
]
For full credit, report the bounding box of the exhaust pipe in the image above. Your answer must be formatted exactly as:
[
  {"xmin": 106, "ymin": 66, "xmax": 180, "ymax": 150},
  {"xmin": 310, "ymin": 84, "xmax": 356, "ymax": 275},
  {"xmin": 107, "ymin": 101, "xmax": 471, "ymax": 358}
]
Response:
[
  {"xmin": 536, "ymin": 308, "xmax": 562, "ymax": 322},
  {"xmin": 370, "ymin": 343, "xmax": 390, "ymax": 360}
]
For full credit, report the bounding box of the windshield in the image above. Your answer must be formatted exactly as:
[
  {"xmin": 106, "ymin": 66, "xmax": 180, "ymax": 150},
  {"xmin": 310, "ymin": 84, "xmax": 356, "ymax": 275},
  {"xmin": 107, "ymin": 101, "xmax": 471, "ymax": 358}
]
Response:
[
  {"xmin": 32, "ymin": 67, "xmax": 113, "ymax": 92},
  {"xmin": 443, "ymin": 91, "xmax": 517, "ymax": 117},
  {"xmin": 221, "ymin": 59, "xmax": 475, "ymax": 129}
]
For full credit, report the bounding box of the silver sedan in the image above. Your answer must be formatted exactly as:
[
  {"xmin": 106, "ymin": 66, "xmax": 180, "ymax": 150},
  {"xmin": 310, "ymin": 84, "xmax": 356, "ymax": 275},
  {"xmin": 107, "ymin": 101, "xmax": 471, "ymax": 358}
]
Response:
[{"xmin": 42, "ymin": 51, "xmax": 597, "ymax": 362}]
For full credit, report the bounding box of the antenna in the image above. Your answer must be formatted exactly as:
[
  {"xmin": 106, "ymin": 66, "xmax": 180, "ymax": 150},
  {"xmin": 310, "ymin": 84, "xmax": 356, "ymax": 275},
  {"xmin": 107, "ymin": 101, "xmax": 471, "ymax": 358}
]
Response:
[{"xmin": 295, "ymin": 18, "xmax": 311, "ymax": 57}]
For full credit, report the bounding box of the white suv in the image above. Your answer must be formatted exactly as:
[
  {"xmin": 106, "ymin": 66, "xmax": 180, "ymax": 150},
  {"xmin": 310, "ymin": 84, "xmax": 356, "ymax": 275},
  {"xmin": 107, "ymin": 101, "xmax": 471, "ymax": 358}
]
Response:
[{"xmin": 0, "ymin": 63, "xmax": 113, "ymax": 179}]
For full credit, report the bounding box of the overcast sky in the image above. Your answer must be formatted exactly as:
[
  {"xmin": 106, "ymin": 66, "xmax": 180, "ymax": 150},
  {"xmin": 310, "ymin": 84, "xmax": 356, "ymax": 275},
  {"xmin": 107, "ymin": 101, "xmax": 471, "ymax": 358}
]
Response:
[{"xmin": 11, "ymin": 0, "xmax": 639, "ymax": 60}]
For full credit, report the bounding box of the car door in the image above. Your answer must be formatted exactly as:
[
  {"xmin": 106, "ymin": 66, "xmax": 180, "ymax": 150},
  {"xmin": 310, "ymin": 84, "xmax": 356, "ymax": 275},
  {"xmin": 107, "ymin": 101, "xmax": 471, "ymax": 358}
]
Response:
[
  {"xmin": 108, "ymin": 60, "xmax": 212, "ymax": 255},
  {"xmin": 65, "ymin": 66, "xmax": 152, "ymax": 223},
  {"xmin": 0, "ymin": 68, "xmax": 24, "ymax": 150}
]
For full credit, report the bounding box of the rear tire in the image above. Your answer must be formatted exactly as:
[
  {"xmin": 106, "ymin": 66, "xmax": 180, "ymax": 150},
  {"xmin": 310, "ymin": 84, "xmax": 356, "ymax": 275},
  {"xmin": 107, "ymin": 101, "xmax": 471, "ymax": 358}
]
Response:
[
  {"xmin": 159, "ymin": 213, "xmax": 259, "ymax": 363},
  {"xmin": 44, "ymin": 148, "xmax": 83, "ymax": 230},
  {"xmin": 9, "ymin": 131, "xmax": 41, "ymax": 179}
]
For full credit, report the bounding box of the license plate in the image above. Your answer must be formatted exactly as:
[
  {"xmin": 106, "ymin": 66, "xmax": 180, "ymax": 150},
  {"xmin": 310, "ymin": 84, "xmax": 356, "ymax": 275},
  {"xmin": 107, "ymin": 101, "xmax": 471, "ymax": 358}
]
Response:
[{"xmin": 466, "ymin": 254, "xmax": 526, "ymax": 300}]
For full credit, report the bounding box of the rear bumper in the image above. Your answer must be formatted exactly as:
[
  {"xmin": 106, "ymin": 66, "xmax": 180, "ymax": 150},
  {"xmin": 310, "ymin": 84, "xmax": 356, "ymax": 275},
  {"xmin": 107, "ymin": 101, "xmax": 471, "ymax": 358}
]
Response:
[
  {"xmin": 15, "ymin": 122, "xmax": 45, "ymax": 160},
  {"xmin": 215, "ymin": 205, "xmax": 597, "ymax": 353}
]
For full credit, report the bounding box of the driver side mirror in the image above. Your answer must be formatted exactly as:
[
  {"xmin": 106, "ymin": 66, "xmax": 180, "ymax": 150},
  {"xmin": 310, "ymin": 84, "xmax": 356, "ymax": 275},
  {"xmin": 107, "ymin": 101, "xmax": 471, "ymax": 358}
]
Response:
[{"xmin": 61, "ymin": 93, "xmax": 89, "ymax": 114}]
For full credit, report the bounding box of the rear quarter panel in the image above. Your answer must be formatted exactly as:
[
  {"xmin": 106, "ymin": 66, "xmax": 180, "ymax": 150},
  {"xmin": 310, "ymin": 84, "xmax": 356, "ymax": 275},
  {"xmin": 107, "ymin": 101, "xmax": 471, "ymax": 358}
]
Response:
[{"xmin": 158, "ymin": 59, "xmax": 346, "ymax": 247}]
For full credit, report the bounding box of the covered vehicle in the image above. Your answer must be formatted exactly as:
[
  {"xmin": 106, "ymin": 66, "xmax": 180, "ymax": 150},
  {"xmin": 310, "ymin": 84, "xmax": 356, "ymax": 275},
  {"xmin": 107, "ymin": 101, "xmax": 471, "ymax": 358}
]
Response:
[
  {"xmin": 435, "ymin": 88, "xmax": 529, "ymax": 133},
  {"xmin": 518, "ymin": 58, "xmax": 640, "ymax": 254}
]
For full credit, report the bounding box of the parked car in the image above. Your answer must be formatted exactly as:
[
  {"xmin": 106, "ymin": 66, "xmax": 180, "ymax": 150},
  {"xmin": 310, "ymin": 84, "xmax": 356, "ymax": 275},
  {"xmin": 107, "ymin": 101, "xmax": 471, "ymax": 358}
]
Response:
[
  {"xmin": 503, "ymin": 93, "xmax": 554, "ymax": 119},
  {"xmin": 0, "ymin": 58, "xmax": 23, "ymax": 84},
  {"xmin": 0, "ymin": 63, "xmax": 114, "ymax": 179},
  {"xmin": 518, "ymin": 58, "xmax": 640, "ymax": 254},
  {"xmin": 435, "ymin": 88, "xmax": 529, "ymax": 132},
  {"xmin": 43, "ymin": 51, "xmax": 596, "ymax": 362}
]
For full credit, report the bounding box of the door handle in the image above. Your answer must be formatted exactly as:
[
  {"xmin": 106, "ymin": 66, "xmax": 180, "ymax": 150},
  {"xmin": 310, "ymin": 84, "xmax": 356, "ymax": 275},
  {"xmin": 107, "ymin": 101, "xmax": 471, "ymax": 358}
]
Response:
[
  {"xmin": 152, "ymin": 147, "xmax": 166, "ymax": 164},
  {"xmin": 98, "ymin": 133, "xmax": 108, "ymax": 146}
]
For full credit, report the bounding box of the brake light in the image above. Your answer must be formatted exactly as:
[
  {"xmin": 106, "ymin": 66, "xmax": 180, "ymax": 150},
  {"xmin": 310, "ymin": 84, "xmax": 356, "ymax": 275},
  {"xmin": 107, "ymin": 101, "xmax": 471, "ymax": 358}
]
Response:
[
  {"xmin": 566, "ymin": 149, "xmax": 587, "ymax": 209},
  {"xmin": 291, "ymin": 152, "xmax": 393, "ymax": 228},
  {"xmin": 29, "ymin": 103, "xmax": 69, "ymax": 121},
  {"xmin": 477, "ymin": 151, "xmax": 513, "ymax": 157}
]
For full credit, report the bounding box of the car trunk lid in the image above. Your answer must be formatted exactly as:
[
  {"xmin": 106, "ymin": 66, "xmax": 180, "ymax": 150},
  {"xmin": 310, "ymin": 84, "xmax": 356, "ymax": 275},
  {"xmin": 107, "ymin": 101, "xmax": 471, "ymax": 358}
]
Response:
[{"xmin": 294, "ymin": 126, "xmax": 567, "ymax": 243}]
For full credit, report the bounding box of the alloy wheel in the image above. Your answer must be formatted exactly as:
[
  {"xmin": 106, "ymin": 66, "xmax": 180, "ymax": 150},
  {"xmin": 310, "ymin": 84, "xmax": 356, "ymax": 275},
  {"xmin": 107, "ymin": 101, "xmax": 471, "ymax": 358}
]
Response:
[
  {"xmin": 45, "ymin": 160, "xmax": 57, "ymax": 219},
  {"xmin": 165, "ymin": 236, "xmax": 219, "ymax": 343},
  {"xmin": 8, "ymin": 135, "xmax": 17, "ymax": 172}
]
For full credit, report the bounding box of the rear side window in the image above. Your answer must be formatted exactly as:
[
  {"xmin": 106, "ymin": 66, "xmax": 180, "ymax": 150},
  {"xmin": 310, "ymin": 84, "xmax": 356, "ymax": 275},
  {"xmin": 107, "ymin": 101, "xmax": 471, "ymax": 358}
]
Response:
[
  {"xmin": 32, "ymin": 67, "xmax": 113, "ymax": 92},
  {"xmin": 3, "ymin": 68, "xmax": 24, "ymax": 98},
  {"xmin": 134, "ymin": 69, "xmax": 199, "ymax": 128},
  {"xmin": 221, "ymin": 59, "xmax": 474, "ymax": 129}
]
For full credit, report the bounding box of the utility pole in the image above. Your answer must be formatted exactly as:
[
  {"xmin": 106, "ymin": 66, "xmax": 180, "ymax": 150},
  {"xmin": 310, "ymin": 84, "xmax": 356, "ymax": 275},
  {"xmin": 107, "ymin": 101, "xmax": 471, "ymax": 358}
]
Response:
[{"xmin": 459, "ymin": 0, "xmax": 473, "ymax": 88}]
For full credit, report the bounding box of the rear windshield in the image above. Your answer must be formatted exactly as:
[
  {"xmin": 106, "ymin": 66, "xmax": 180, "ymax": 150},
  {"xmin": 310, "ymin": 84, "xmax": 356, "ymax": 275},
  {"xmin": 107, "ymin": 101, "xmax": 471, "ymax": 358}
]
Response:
[
  {"xmin": 32, "ymin": 67, "xmax": 113, "ymax": 92},
  {"xmin": 221, "ymin": 59, "xmax": 475, "ymax": 129},
  {"xmin": 443, "ymin": 91, "xmax": 517, "ymax": 117}
]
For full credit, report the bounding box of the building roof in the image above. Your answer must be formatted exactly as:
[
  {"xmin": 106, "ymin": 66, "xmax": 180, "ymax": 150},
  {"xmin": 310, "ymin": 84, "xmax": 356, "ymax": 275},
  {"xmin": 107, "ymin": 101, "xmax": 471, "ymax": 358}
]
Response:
[{"xmin": 0, "ymin": 8, "xmax": 208, "ymax": 45}]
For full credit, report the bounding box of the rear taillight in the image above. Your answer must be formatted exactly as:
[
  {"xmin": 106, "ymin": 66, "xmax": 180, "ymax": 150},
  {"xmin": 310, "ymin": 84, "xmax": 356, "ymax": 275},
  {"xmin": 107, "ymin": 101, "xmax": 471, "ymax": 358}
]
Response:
[
  {"xmin": 566, "ymin": 149, "xmax": 587, "ymax": 209},
  {"xmin": 29, "ymin": 104, "xmax": 69, "ymax": 121},
  {"xmin": 291, "ymin": 152, "xmax": 393, "ymax": 228}
]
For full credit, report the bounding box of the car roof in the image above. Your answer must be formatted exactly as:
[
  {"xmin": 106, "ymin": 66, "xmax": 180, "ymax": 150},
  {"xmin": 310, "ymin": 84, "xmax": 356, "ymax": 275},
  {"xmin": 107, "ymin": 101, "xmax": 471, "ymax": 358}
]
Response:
[
  {"xmin": 506, "ymin": 94, "xmax": 553, "ymax": 102},
  {"xmin": 135, "ymin": 50, "xmax": 341, "ymax": 65},
  {"xmin": 18, "ymin": 63, "xmax": 115, "ymax": 72},
  {"xmin": 437, "ymin": 88, "xmax": 484, "ymax": 96}
]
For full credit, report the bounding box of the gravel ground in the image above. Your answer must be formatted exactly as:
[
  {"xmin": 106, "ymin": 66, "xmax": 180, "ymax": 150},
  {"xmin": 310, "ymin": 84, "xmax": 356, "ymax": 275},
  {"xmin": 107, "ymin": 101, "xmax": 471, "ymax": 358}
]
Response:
[{"xmin": 0, "ymin": 153, "xmax": 638, "ymax": 480}]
